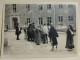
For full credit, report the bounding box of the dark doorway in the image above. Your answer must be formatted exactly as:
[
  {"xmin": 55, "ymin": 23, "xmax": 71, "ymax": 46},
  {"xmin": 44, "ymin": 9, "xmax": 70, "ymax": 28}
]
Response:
[{"xmin": 12, "ymin": 18, "xmax": 18, "ymax": 29}]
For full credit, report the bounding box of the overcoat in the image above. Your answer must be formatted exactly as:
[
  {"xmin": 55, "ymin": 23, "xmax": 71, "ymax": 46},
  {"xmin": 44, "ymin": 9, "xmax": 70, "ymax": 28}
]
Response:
[
  {"xmin": 15, "ymin": 25, "xmax": 21, "ymax": 35},
  {"xmin": 65, "ymin": 29, "xmax": 74, "ymax": 49},
  {"xmin": 49, "ymin": 26, "xmax": 59, "ymax": 46}
]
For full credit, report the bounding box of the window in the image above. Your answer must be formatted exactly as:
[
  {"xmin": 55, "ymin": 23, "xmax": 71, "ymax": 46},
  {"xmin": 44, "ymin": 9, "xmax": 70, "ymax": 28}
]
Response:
[
  {"xmin": 58, "ymin": 16, "xmax": 63, "ymax": 22},
  {"xmin": 47, "ymin": 4, "xmax": 51, "ymax": 9},
  {"xmin": 47, "ymin": 17, "xmax": 51, "ymax": 25},
  {"xmin": 13, "ymin": 4, "xmax": 16, "ymax": 12},
  {"xmin": 27, "ymin": 18, "xmax": 30, "ymax": 24},
  {"xmin": 39, "ymin": 5, "xmax": 43, "ymax": 10},
  {"xmin": 68, "ymin": 16, "xmax": 73, "ymax": 21},
  {"xmin": 59, "ymin": 4, "xmax": 63, "ymax": 8},
  {"xmin": 26, "ymin": 4, "xmax": 30, "ymax": 11},
  {"xmin": 58, "ymin": 16, "xmax": 63, "ymax": 25},
  {"xmin": 39, "ymin": 18, "xmax": 43, "ymax": 25},
  {"xmin": 68, "ymin": 5, "xmax": 73, "ymax": 8}
]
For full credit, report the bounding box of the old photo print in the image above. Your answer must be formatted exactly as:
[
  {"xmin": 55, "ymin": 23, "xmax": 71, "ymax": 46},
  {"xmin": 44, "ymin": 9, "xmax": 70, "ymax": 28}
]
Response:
[{"xmin": 2, "ymin": 4, "xmax": 77, "ymax": 58}]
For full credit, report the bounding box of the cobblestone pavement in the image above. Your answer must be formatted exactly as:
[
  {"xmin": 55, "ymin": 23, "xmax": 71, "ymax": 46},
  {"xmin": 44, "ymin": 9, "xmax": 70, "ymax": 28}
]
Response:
[{"xmin": 3, "ymin": 30, "xmax": 77, "ymax": 58}]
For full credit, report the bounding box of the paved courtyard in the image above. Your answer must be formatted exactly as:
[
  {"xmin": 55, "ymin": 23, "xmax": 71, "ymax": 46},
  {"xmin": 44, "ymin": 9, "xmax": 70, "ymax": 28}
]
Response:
[{"xmin": 3, "ymin": 30, "xmax": 77, "ymax": 58}]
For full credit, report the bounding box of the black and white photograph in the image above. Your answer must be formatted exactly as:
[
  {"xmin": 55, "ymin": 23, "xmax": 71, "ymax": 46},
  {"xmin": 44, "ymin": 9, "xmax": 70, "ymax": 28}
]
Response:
[{"xmin": 3, "ymin": 4, "xmax": 77, "ymax": 58}]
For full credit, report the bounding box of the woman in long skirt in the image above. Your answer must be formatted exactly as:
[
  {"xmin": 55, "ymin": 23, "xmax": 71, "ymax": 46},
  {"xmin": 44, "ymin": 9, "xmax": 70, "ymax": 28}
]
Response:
[
  {"xmin": 34, "ymin": 26, "xmax": 41, "ymax": 45},
  {"xmin": 65, "ymin": 25, "xmax": 74, "ymax": 50}
]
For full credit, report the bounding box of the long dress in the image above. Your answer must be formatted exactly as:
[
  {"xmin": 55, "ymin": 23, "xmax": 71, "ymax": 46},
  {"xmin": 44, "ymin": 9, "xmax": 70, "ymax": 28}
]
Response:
[
  {"xmin": 65, "ymin": 29, "xmax": 74, "ymax": 49},
  {"xmin": 49, "ymin": 26, "xmax": 59, "ymax": 46},
  {"xmin": 35, "ymin": 28, "xmax": 41, "ymax": 45}
]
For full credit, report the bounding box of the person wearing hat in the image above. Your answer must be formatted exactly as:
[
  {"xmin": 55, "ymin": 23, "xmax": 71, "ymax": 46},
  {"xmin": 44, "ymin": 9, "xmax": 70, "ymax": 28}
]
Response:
[
  {"xmin": 49, "ymin": 23, "xmax": 59, "ymax": 51},
  {"xmin": 15, "ymin": 23, "xmax": 21, "ymax": 40}
]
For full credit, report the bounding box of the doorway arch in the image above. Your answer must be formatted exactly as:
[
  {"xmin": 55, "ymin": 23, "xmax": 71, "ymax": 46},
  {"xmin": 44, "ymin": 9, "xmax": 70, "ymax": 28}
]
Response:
[{"xmin": 12, "ymin": 17, "xmax": 18, "ymax": 29}]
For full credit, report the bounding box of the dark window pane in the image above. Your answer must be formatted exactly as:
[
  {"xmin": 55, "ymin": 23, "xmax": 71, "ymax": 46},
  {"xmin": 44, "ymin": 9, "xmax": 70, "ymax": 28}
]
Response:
[{"xmin": 59, "ymin": 4, "xmax": 63, "ymax": 8}]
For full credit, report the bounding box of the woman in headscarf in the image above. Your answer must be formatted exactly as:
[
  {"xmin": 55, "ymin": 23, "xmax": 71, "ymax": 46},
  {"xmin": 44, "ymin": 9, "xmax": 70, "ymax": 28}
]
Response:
[
  {"xmin": 49, "ymin": 23, "xmax": 59, "ymax": 51},
  {"xmin": 65, "ymin": 25, "xmax": 74, "ymax": 50}
]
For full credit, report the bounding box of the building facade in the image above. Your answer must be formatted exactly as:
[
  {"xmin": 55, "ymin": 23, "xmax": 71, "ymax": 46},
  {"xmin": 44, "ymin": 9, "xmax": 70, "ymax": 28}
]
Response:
[{"xmin": 5, "ymin": 4, "xmax": 76, "ymax": 30}]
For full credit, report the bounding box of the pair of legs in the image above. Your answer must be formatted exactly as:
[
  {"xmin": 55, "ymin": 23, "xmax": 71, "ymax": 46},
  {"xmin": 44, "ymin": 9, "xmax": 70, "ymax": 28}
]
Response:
[
  {"xmin": 28, "ymin": 35, "xmax": 34, "ymax": 42},
  {"xmin": 43, "ymin": 34, "xmax": 48, "ymax": 44},
  {"xmin": 51, "ymin": 45, "xmax": 57, "ymax": 51},
  {"xmin": 51, "ymin": 37, "xmax": 58, "ymax": 51},
  {"xmin": 27, "ymin": 34, "xmax": 30, "ymax": 41},
  {"xmin": 16, "ymin": 34, "xmax": 20, "ymax": 40}
]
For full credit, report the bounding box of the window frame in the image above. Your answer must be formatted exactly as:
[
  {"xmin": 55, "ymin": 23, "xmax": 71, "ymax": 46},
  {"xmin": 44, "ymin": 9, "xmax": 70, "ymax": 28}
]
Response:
[
  {"xmin": 47, "ymin": 4, "xmax": 51, "ymax": 9},
  {"xmin": 27, "ymin": 18, "xmax": 31, "ymax": 24},
  {"xmin": 68, "ymin": 16, "xmax": 73, "ymax": 21},
  {"xmin": 59, "ymin": 4, "xmax": 63, "ymax": 8},
  {"xmin": 68, "ymin": 5, "xmax": 73, "ymax": 8},
  {"xmin": 39, "ymin": 17, "xmax": 43, "ymax": 25},
  {"xmin": 58, "ymin": 16, "xmax": 63, "ymax": 26},
  {"xmin": 13, "ymin": 4, "xmax": 16, "ymax": 12},
  {"xmin": 26, "ymin": 4, "xmax": 30, "ymax": 11},
  {"xmin": 47, "ymin": 17, "xmax": 51, "ymax": 25},
  {"xmin": 39, "ymin": 5, "xmax": 43, "ymax": 10}
]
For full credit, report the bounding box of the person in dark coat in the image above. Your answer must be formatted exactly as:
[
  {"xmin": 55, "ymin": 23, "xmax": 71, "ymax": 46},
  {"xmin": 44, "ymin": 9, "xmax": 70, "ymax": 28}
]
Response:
[
  {"xmin": 27, "ymin": 24, "xmax": 32, "ymax": 41},
  {"xmin": 65, "ymin": 25, "xmax": 74, "ymax": 50},
  {"xmin": 31, "ymin": 23, "xmax": 35, "ymax": 42},
  {"xmin": 49, "ymin": 23, "xmax": 59, "ymax": 51},
  {"xmin": 27, "ymin": 24, "xmax": 35, "ymax": 42},
  {"xmin": 15, "ymin": 23, "xmax": 21, "ymax": 40},
  {"xmin": 47, "ymin": 23, "xmax": 51, "ymax": 42}
]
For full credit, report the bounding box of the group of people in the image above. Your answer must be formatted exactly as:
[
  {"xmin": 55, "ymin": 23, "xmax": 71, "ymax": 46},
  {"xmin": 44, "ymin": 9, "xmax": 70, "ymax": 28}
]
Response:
[{"xmin": 15, "ymin": 23, "xmax": 75, "ymax": 51}]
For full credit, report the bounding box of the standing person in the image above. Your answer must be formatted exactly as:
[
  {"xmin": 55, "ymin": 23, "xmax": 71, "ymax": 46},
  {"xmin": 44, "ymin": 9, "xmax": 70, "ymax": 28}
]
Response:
[
  {"xmin": 47, "ymin": 23, "xmax": 51, "ymax": 42},
  {"xmin": 49, "ymin": 23, "xmax": 59, "ymax": 51},
  {"xmin": 65, "ymin": 25, "xmax": 74, "ymax": 50},
  {"xmin": 27, "ymin": 24, "xmax": 32, "ymax": 41},
  {"xmin": 27, "ymin": 24, "xmax": 34, "ymax": 41},
  {"xmin": 42, "ymin": 24, "xmax": 48, "ymax": 44},
  {"xmin": 31, "ymin": 23, "xmax": 35, "ymax": 42},
  {"xmin": 15, "ymin": 23, "xmax": 21, "ymax": 40},
  {"xmin": 34, "ymin": 26, "xmax": 41, "ymax": 45},
  {"xmin": 23, "ymin": 23, "xmax": 27, "ymax": 39}
]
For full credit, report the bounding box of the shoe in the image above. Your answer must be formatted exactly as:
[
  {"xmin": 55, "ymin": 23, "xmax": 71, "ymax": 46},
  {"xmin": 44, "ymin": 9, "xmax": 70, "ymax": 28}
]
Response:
[{"xmin": 17, "ymin": 39, "xmax": 20, "ymax": 40}]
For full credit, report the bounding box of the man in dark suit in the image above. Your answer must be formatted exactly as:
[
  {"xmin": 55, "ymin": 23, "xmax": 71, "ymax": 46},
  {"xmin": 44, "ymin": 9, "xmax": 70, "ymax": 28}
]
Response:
[{"xmin": 15, "ymin": 23, "xmax": 21, "ymax": 40}]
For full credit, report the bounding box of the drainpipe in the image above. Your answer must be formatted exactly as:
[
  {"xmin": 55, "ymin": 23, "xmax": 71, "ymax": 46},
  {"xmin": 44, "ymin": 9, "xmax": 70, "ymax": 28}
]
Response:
[{"xmin": 54, "ymin": 5, "xmax": 56, "ymax": 28}]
